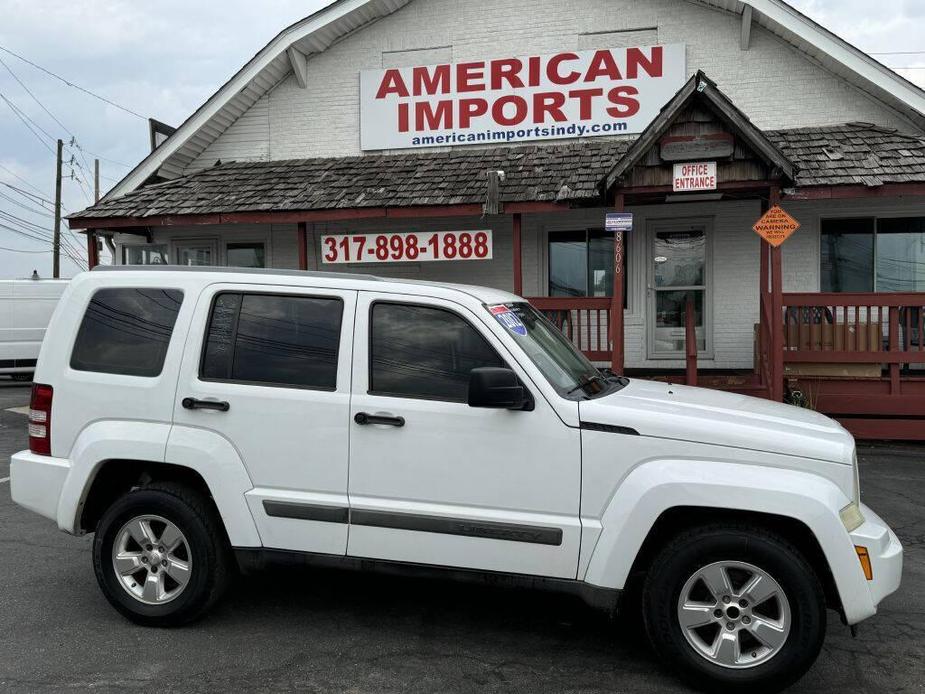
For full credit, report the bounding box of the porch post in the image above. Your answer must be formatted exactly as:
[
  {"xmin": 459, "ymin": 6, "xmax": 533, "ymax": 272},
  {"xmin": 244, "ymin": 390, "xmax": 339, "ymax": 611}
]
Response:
[
  {"xmin": 86, "ymin": 229, "xmax": 99, "ymax": 269},
  {"xmin": 512, "ymin": 212, "xmax": 523, "ymax": 295},
  {"xmin": 297, "ymin": 221, "xmax": 308, "ymax": 270},
  {"xmin": 769, "ymin": 186, "xmax": 785, "ymax": 402},
  {"xmin": 610, "ymin": 192, "xmax": 625, "ymax": 374}
]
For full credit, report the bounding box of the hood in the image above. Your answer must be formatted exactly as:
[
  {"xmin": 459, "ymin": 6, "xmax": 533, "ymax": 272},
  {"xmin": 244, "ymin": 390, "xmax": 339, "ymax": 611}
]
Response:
[{"xmin": 579, "ymin": 379, "xmax": 854, "ymax": 465}]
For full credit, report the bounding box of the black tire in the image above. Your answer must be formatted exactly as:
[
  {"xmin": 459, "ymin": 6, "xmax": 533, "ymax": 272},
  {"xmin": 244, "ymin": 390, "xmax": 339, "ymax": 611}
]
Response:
[
  {"xmin": 642, "ymin": 523, "xmax": 826, "ymax": 694},
  {"xmin": 92, "ymin": 482, "xmax": 232, "ymax": 626}
]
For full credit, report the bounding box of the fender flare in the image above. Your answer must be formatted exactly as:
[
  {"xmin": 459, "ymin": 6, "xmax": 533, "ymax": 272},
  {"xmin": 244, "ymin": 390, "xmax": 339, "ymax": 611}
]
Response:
[
  {"xmin": 58, "ymin": 421, "xmax": 261, "ymax": 548},
  {"xmin": 582, "ymin": 459, "xmax": 875, "ymax": 624}
]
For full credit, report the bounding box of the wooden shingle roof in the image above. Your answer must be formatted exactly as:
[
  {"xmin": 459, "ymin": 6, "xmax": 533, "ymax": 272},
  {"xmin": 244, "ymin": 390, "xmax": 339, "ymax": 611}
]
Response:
[{"xmin": 69, "ymin": 123, "xmax": 925, "ymax": 224}]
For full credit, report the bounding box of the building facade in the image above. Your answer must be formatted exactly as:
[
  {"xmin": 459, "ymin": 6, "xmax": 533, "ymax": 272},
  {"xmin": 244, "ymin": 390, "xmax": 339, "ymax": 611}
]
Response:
[{"xmin": 70, "ymin": 0, "xmax": 925, "ymax": 437}]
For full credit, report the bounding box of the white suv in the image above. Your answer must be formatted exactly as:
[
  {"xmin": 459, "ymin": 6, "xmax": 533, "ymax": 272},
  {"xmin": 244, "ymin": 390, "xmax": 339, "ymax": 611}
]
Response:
[{"xmin": 11, "ymin": 267, "xmax": 901, "ymax": 692}]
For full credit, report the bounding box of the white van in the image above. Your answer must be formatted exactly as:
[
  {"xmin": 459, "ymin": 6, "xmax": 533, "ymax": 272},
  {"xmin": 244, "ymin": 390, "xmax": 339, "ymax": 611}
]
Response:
[
  {"xmin": 0, "ymin": 278, "xmax": 68, "ymax": 381},
  {"xmin": 10, "ymin": 267, "xmax": 901, "ymax": 693}
]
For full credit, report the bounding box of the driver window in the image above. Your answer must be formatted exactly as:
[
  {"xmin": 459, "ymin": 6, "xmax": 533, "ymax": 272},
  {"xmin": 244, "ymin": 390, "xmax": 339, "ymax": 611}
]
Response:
[{"xmin": 369, "ymin": 302, "xmax": 504, "ymax": 402}]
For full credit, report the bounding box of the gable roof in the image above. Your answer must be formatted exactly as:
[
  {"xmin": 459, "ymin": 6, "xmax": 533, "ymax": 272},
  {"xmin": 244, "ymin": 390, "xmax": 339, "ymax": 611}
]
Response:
[
  {"xmin": 69, "ymin": 123, "xmax": 925, "ymax": 227},
  {"xmin": 103, "ymin": 0, "xmax": 925, "ymax": 202},
  {"xmin": 602, "ymin": 71, "xmax": 795, "ymax": 191}
]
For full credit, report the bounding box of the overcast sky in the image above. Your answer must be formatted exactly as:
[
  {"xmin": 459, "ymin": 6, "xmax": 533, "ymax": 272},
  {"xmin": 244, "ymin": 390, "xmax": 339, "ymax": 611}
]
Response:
[{"xmin": 1, "ymin": 0, "xmax": 923, "ymax": 279}]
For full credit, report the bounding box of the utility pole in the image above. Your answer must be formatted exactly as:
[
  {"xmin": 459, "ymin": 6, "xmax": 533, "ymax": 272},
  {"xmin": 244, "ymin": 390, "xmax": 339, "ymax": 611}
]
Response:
[
  {"xmin": 53, "ymin": 138, "xmax": 63, "ymax": 279},
  {"xmin": 88, "ymin": 158, "xmax": 101, "ymax": 270}
]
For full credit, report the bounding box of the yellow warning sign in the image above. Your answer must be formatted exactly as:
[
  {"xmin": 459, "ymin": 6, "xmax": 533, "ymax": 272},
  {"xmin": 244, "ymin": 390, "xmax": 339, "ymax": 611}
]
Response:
[{"xmin": 753, "ymin": 205, "xmax": 800, "ymax": 247}]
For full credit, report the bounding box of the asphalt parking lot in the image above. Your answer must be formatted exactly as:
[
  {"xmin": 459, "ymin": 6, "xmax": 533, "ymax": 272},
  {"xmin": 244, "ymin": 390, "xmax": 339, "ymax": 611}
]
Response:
[{"xmin": 0, "ymin": 381, "xmax": 922, "ymax": 693}]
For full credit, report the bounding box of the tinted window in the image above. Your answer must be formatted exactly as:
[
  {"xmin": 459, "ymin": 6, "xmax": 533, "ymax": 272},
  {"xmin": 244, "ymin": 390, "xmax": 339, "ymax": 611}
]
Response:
[
  {"xmin": 370, "ymin": 303, "xmax": 503, "ymax": 401},
  {"xmin": 202, "ymin": 293, "xmax": 342, "ymax": 389},
  {"xmin": 548, "ymin": 229, "xmax": 626, "ymax": 306},
  {"xmin": 70, "ymin": 288, "xmax": 184, "ymax": 377},
  {"xmin": 820, "ymin": 218, "xmax": 874, "ymax": 292}
]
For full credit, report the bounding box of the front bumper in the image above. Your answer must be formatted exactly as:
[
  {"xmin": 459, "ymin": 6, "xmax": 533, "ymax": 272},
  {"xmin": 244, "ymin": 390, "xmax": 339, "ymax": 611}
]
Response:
[
  {"xmin": 10, "ymin": 449, "xmax": 70, "ymax": 525},
  {"xmin": 847, "ymin": 502, "xmax": 903, "ymax": 621}
]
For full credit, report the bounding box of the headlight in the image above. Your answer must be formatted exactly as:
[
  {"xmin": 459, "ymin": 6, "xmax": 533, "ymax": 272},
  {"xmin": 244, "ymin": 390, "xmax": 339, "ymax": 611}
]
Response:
[{"xmin": 840, "ymin": 449, "xmax": 864, "ymax": 532}]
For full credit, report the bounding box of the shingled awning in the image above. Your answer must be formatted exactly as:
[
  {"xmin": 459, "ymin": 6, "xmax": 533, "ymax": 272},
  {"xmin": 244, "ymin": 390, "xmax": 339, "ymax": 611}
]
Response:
[{"xmin": 68, "ymin": 123, "xmax": 925, "ymax": 227}]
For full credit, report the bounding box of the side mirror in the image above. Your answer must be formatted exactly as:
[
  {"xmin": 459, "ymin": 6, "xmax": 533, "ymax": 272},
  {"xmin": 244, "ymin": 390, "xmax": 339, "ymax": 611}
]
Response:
[{"xmin": 468, "ymin": 367, "xmax": 531, "ymax": 410}]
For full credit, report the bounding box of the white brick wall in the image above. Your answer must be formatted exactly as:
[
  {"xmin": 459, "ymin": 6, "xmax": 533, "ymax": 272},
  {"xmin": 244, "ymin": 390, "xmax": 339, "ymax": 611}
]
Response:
[{"xmin": 185, "ymin": 0, "xmax": 920, "ymax": 171}]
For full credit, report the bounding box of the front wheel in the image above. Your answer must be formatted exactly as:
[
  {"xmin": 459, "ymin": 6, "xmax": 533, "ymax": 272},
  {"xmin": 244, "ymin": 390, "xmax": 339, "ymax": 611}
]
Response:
[
  {"xmin": 642, "ymin": 524, "xmax": 826, "ymax": 693},
  {"xmin": 92, "ymin": 482, "xmax": 231, "ymax": 626}
]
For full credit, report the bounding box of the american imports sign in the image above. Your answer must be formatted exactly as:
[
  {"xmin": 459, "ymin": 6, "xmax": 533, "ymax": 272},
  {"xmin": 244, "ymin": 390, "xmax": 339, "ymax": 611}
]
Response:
[{"xmin": 360, "ymin": 45, "xmax": 686, "ymax": 150}]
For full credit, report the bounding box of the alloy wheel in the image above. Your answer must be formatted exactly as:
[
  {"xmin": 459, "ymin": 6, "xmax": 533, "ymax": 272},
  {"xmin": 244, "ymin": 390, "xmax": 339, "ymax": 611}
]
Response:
[
  {"xmin": 676, "ymin": 560, "xmax": 791, "ymax": 669},
  {"xmin": 111, "ymin": 514, "xmax": 192, "ymax": 605}
]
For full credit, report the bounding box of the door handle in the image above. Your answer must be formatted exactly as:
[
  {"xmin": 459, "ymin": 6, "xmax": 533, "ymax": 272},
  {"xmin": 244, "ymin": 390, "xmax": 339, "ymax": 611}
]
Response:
[
  {"xmin": 182, "ymin": 397, "xmax": 230, "ymax": 412},
  {"xmin": 354, "ymin": 412, "xmax": 404, "ymax": 427}
]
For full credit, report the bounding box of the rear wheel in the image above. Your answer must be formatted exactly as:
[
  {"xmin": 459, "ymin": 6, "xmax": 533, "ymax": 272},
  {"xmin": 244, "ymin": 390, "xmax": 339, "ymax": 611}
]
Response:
[
  {"xmin": 93, "ymin": 483, "xmax": 231, "ymax": 626},
  {"xmin": 642, "ymin": 524, "xmax": 826, "ymax": 693}
]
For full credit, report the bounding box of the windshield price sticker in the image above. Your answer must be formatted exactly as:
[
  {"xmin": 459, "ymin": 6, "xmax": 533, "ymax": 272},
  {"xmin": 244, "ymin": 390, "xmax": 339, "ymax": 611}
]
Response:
[
  {"xmin": 488, "ymin": 305, "xmax": 527, "ymax": 336},
  {"xmin": 321, "ymin": 230, "xmax": 492, "ymax": 264}
]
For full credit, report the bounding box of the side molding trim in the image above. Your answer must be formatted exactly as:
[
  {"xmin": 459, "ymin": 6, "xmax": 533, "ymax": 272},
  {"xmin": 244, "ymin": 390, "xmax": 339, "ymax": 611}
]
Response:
[{"xmin": 261, "ymin": 501, "xmax": 563, "ymax": 546}]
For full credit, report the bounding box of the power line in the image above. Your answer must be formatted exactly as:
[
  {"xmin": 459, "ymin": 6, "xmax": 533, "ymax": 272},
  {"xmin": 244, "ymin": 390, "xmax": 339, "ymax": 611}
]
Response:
[
  {"xmin": 0, "ymin": 190, "xmax": 54, "ymax": 217},
  {"xmin": 0, "ymin": 244, "xmax": 56, "ymax": 254},
  {"xmin": 0, "ymin": 56, "xmax": 73, "ymax": 137},
  {"xmin": 0, "ymin": 207, "xmax": 86, "ymax": 259},
  {"xmin": 0, "ymin": 181, "xmax": 55, "ymax": 207},
  {"xmin": 0, "ymin": 162, "xmax": 49, "ymax": 198},
  {"xmin": 0, "ymin": 222, "xmax": 86, "ymax": 265},
  {"xmin": 0, "ymin": 43, "xmax": 147, "ymax": 120},
  {"xmin": 0, "ymin": 90, "xmax": 56, "ymax": 154}
]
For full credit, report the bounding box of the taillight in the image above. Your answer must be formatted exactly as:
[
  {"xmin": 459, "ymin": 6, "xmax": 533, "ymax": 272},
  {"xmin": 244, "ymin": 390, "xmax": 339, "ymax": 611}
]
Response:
[{"xmin": 29, "ymin": 383, "xmax": 53, "ymax": 456}]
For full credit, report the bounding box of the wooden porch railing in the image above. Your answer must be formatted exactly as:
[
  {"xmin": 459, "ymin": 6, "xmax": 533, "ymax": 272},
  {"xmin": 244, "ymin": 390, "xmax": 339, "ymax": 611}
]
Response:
[
  {"xmin": 781, "ymin": 293, "xmax": 925, "ymax": 361},
  {"xmin": 780, "ymin": 293, "xmax": 925, "ymax": 395},
  {"xmin": 527, "ymin": 297, "xmax": 613, "ymax": 362}
]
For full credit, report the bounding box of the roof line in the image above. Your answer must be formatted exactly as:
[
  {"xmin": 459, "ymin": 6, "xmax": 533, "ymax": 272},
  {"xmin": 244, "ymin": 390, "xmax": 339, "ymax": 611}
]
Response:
[
  {"xmin": 738, "ymin": 0, "xmax": 925, "ymax": 118},
  {"xmin": 102, "ymin": 0, "xmax": 393, "ymax": 202},
  {"xmin": 601, "ymin": 70, "xmax": 795, "ymax": 191}
]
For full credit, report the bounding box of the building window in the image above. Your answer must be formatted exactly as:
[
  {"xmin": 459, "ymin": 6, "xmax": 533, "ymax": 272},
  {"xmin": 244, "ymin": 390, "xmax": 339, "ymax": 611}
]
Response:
[
  {"xmin": 821, "ymin": 217, "xmax": 925, "ymax": 292},
  {"xmin": 201, "ymin": 293, "xmax": 343, "ymax": 390},
  {"xmin": 369, "ymin": 302, "xmax": 504, "ymax": 402},
  {"xmin": 226, "ymin": 242, "xmax": 266, "ymax": 268},
  {"xmin": 70, "ymin": 288, "xmax": 183, "ymax": 377},
  {"xmin": 175, "ymin": 241, "xmax": 216, "ymax": 266},
  {"xmin": 548, "ymin": 229, "xmax": 626, "ymax": 304},
  {"xmin": 123, "ymin": 245, "xmax": 168, "ymax": 265}
]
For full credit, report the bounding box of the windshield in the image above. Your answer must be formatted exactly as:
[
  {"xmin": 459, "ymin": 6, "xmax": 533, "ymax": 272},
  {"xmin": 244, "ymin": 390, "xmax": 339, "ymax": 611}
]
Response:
[{"xmin": 486, "ymin": 302, "xmax": 619, "ymax": 397}]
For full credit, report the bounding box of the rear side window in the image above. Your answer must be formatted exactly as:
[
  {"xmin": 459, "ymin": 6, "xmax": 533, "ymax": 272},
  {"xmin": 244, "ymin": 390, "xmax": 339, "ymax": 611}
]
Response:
[
  {"xmin": 201, "ymin": 292, "xmax": 342, "ymax": 389},
  {"xmin": 370, "ymin": 302, "xmax": 504, "ymax": 401},
  {"xmin": 70, "ymin": 288, "xmax": 184, "ymax": 377}
]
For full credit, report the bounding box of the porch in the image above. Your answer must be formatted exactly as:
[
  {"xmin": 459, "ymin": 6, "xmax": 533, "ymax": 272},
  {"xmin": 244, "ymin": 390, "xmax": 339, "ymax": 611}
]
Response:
[{"xmin": 531, "ymin": 291, "xmax": 925, "ymax": 440}]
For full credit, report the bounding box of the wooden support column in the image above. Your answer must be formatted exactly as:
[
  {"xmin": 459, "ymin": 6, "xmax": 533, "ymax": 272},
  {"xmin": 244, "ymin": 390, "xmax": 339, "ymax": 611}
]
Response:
[
  {"xmin": 611, "ymin": 192, "xmax": 625, "ymax": 374},
  {"xmin": 685, "ymin": 295, "xmax": 698, "ymax": 386},
  {"xmin": 297, "ymin": 221, "xmax": 308, "ymax": 270},
  {"xmin": 512, "ymin": 213, "xmax": 523, "ymax": 296},
  {"xmin": 86, "ymin": 229, "xmax": 99, "ymax": 270},
  {"xmin": 889, "ymin": 306, "xmax": 901, "ymax": 395},
  {"xmin": 769, "ymin": 186, "xmax": 785, "ymax": 402}
]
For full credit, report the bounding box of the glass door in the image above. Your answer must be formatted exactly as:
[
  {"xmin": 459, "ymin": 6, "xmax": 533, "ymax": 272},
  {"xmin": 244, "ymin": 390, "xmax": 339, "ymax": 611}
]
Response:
[
  {"xmin": 175, "ymin": 240, "xmax": 217, "ymax": 266},
  {"xmin": 648, "ymin": 221, "xmax": 710, "ymax": 358}
]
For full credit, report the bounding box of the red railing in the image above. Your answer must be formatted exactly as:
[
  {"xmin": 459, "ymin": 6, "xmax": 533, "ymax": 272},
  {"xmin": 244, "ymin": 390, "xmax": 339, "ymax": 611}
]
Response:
[
  {"xmin": 685, "ymin": 295, "xmax": 698, "ymax": 386},
  {"xmin": 781, "ymin": 293, "xmax": 925, "ymax": 364},
  {"xmin": 780, "ymin": 293, "xmax": 925, "ymax": 404},
  {"xmin": 527, "ymin": 297, "xmax": 612, "ymax": 361}
]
